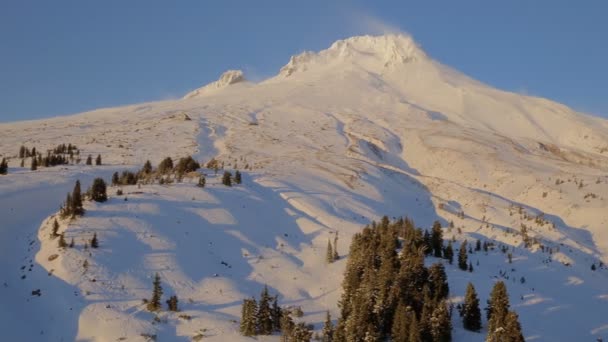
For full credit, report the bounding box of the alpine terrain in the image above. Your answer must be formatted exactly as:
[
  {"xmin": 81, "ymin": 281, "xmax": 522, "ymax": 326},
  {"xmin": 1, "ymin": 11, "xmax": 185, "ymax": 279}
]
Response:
[{"xmin": 1, "ymin": 34, "xmax": 607, "ymax": 341}]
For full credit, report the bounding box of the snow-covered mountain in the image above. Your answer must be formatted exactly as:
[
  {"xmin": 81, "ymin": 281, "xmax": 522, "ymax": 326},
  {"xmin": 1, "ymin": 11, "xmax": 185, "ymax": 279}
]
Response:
[{"xmin": 1, "ymin": 34, "xmax": 607, "ymax": 341}]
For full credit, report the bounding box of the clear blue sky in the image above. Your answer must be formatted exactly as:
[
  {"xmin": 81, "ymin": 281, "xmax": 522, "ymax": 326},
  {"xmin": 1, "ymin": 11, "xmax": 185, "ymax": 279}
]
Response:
[{"xmin": 1, "ymin": 0, "xmax": 607, "ymax": 122}]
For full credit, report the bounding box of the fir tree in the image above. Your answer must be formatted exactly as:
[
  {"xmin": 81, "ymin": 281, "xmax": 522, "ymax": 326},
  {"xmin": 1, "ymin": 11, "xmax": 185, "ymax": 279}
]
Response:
[
  {"xmin": 95, "ymin": 154, "xmax": 102, "ymax": 165},
  {"xmin": 51, "ymin": 219, "xmax": 60, "ymax": 238},
  {"xmin": 31, "ymin": 157, "xmax": 38, "ymax": 171},
  {"xmin": 391, "ymin": 302, "xmax": 411, "ymax": 342},
  {"xmin": 458, "ymin": 240, "xmax": 468, "ymax": 270},
  {"xmin": 72, "ymin": 180, "xmax": 84, "ymax": 216},
  {"xmin": 112, "ymin": 172, "xmax": 120, "ymax": 186},
  {"xmin": 462, "ymin": 283, "xmax": 482, "ymax": 332},
  {"xmin": 280, "ymin": 309, "xmax": 295, "ymax": 341},
  {"xmin": 291, "ymin": 322, "xmax": 313, "ymax": 342},
  {"xmin": 58, "ymin": 233, "xmax": 67, "ymax": 248},
  {"xmin": 0, "ymin": 158, "xmax": 7, "ymax": 175},
  {"xmin": 197, "ymin": 175, "xmax": 206, "ymax": 188},
  {"xmin": 222, "ymin": 171, "xmax": 232, "ymax": 186},
  {"xmin": 240, "ymin": 297, "xmax": 258, "ymax": 336},
  {"xmin": 428, "ymin": 263, "xmax": 450, "ymax": 301},
  {"xmin": 326, "ymin": 239, "xmax": 334, "ymax": 264},
  {"xmin": 486, "ymin": 281, "xmax": 511, "ymax": 339},
  {"xmin": 503, "ymin": 311, "xmax": 525, "ymax": 342},
  {"xmin": 271, "ymin": 295, "xmax": 282, "ymax": 332},
  {"xmin": 234, "ymin": 170, "xmax": 242, "ymax": 184},
  {"xmin": 431, "ymin": 221, "xmax": 444, "ymax": 257},
  {"xmin": 322, "ymin": 311, "xmax": 335, "ymax": 342},
  {"xmin": 86, "ymin": 155, "xmax": 92, "ymax": 165},
  {"xmin": 166, "ymin": 295, "xmax": 179, "ymax": 311},
  {"xmin": 69, "ymin": 237, "xmax": 75, "ymax": 248},
  {"xmin": 430, "ymin": 300, "xmax": 452, "ymax": 342},
  {"xmin": 90, "ymin": 233, "xmax": 99, "ymax": 248},
  {"xmin": 257, "ymin": 285, "xmax": 273, "ymax": 335},
  {"xmin": 90, "ymin": 178, "xmax": 108, "ymax": 202},
  {"xmin": 444, "ymin": 241, "xmax": 454, "ymax": 264},
  {"xmin": 147, "ymin": 273, "xmax": 163, "ymax": 311},
  {"xmin": 475, "ymin": 239, "xmax": 482, "ymax": 251},
  {"xmin": 142, "ymin": 160, "xmax": 153, "ymax": 174},
  {"xmin": 408, "ymin": 314, "xmax": 421, "ymax": 342},
  {"xmin": 157, "ymin": 157, "xmax": 174, "ymax": 174}
]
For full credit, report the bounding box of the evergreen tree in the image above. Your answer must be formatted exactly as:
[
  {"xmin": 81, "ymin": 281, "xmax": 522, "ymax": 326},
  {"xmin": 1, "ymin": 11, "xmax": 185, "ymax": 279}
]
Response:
[
  {"xmin": 58, "ymin": 233, "xmax": 67, "ymax": 248},
  {"xmin": 431, "ymin": 221, "xmax": 444, "ymax": 257},
  {"xmin": 86, "ymin": 155, "xmax": 92, "ymax": 165},
  {"xmin": 90, "ymin": 178, "xmax": 108, "ymax": 202},
  {"xmin": 175, "ymin": 156, "xmax": 200, "ymax": 174},
  {"xmin": 240, "ymin": 298, "xmax": 258, "ymax": 336},
  {"xmin": 326, "ymin": 239, "xmax": 334, "ymax": 264},
  {"xmin": 503, "ymin": 311, "xmax": 525, "ymax": 342},
  {"xmin": 166, "ymin": 295, "xmax": 179, "ymax": 311},
  {"xmin": 333, "ymin": 232, "xmax": 339, "ymax": 261},
  {"xmin": 234, "ymin": 170, "xmax": 242, "ymax": 184},
  {"xmin": 95, "ymin": 154, "xmax": 102, "ymax": 165},
  {"xmin": 257, "ymin": 285, "xmax": 273, "ymax": 335},
  {"xmin": 142, "ymin": 160, "xmax": 153, "ymax": 174},
  {"xmin": 69, "ymin": 237, "xmax": 74, "ymax": 248},
  {"xmin": 391, "ymin": 302, "xmax": 411, "ymax": 342},
  {"xmin": 51, "ymin": 219, "xmax": 60, "ymax": 238},
  {"xmin": 222, "ymin": 171, "xmax": 232, "ymax": 186},
  {"xmin": 72, "ymin": 180, "xmax": 84, "ymax": 216},
  {"xmin": 408, "ymin": 314, "xmax": 421, "ymax": 342},
  {"xmin": 271, "ymin": 295, "xmax": 282, "ymax": 332},
  {"xmin": 430, "ymin": 300, "xmax": 452, "ymax": 342},
  {"xmin": 0, "ymin": 158, "xmax": 7, "ymax": 175},
  {"xmin": 444, "ymin": 241, "xmax": 454, "ymax": 264},
  {"xmin": 147, "ymin": 273, "xmax": 163, "ymax": 311},
  {"xmin": 475, "ymin": 239, "xmax": 482, "ymax": 251},
  {"xmin": 291, "ymin": 322, "xmax": 313, "ymax": 342},
  {"xmin": 458, "ymin": 240, "xmax": 469, "ymax": 270},
  {"xmin": 31, "ymin": 157, "xmax": 38, "ymax": 171},
  {"xmin": 112, "ymin": 172, "xmax": 120, "ymax": 186},
  {"xmin": 280, "ymin": 309, "xmax": 295, "ymax": 341},
  {"xmin": 462, "ymin": 283, "xmax": 482, "ymax": 332},
  {"xmin": 428, "ymin": 263, "xmax": 450, "ymax": 301},
  {"xmin": 90, "ymin": 233, "xmax": 99, "ymax": 248},
  {"xmin": 322, "ymin": 311, "xmax": 335, "ymax": 342},
  {"xmin": 486, "ymin": 281, "xmax": 511, "ymax": 338},
  {"xmin": 157, "ymin": 157, "xmax": 174, "ymax": 174},
  {"xmin": 197, "ymin": 175, "xmax": 206, "ymax": 188}
]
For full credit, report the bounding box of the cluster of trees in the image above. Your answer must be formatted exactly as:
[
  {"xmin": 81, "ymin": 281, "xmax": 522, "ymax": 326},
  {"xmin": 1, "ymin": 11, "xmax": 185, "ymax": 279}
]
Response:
[
  {"xmin": 85, "ymin": 154, "xmax": 102, "ymax": 166},
  {"xmin": 334, "ymin": 216, "xmax": 452, "ymax": 341},
  {"xmin": 221, "ymin": 170, "xmax": 242, "ymax": 186},
  {"xmin": 240, "ymin": 286, "xmax": 314, "ymax": 341},
  {"xmin": 18, "ymin": 144, "xmax": 84, "ymax": 171},
  {"xmin": 60, "ymin": 178, "xmax": 107, "ymax": 218},
  {"xmin": 0, "ymin": 158, "xmax": 7, "ymax": 175},
  {"xmin": 145, "ymin": 273, "xmax": 179, "ymax": 312}
]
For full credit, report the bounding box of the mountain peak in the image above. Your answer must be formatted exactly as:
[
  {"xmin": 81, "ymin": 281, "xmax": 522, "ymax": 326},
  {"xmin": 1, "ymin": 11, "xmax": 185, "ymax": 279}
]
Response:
[
  {"xmin": 183, "ymin": 70, "xmax": 248, "ymax": 99},
  {"xmin": 278, "ymin": 34, "xmax": 426, "ymax": 78}
]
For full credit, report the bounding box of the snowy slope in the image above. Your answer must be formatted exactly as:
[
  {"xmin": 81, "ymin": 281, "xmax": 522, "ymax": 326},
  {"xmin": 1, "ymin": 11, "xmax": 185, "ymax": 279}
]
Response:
[{"xmin": 1, "ymin": 33, "xmax": 608, "ymax": 341}]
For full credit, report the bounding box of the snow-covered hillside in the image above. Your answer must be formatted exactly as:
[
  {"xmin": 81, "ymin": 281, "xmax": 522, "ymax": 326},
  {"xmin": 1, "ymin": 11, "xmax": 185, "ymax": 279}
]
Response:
[{"xmin": 1, "ymin": 34, "xmax": 607, "ymax": 341}]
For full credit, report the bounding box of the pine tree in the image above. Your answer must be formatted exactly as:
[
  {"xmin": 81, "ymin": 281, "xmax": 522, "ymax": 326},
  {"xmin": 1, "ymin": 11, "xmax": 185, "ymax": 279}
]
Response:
[
  {"xmin": 431, "ymin": 221, "xmax": 444, "ymax": 257},
  {"xmin": 31, "ymin": 157, "xmax": 38, "ymax": 171},
  {"xmin": 58, "ymin": 233, "xmax": 67, "ymax": 248},
  {"xmin": 486, "ymin": 281, "xmax": 511, "ymax": 339},
  {"xmin": 240, "ymin": 298, "xmax": 258, "ymax": 336},
  {"xmin": 0, "ymin": 158, "xmax": 7, "ymax": 175},
  {"xmin": 333, "ymin": 232, "xmax": 339, "ymax": 261},
  {"xmin": 90, "ymin": 233, "xmax": 99, "ymax": 248},
  {"xmin": 430, "ymin": 300, "xmax": 452, "ymax": 342},
  {"xmin": 95, "ymin": 154, "xmax": 102, "ymax": 165},
  {"xmin": 271, "ymin": 295, "xmax": 282, "ymax": 332},
  {"xmin": 142, "ymin": 160, "xmax": 153, "ymax": 174},
  {"xmin": 444, "ymin": 241, "xmax": 454, "ymax": 264},
  {"xmin": 326, "ymin": 239, "xmax": 334, "ymax": 264},
  {"xmin": 197, "ymin": 175, "xmax": 206, "ymax": 188},
  {"xmin": 112, "ymin": 172, "xmax": 120, "ymax": 186},
  {"xmin": 166, "ymin": 295, "xmax": 179, "ymax": 311},
  {"xmin": 322, "ymin": 311, "xmax": 334, "ymax": 342},
  {"xmin": 51, "ymin": 219, "xmax": 60, "ymax": 238},
  {"xmin": 222, "ymin": 171, "xmax": 232, "ymax": 186},
  {"xmin": 86, "ymin": 155, "xmax": 92, "ymax": 165},
  {"xmin": 257, "ymin": 285, "xmax": 273, "ymax": 335},
  {"xmin": 503, "ymin": 311, "xmax": 525, "ymax": 342},
  {"xmin": 408, "ymin": 314, "xmax": 421, "ymax": 342},
  {"xmin": 280, "ymin": 309, "xmax": 294, "ymax": 341},
  {"xmin": 72, "ymin": 180, "xmax": 84, "ymax": 216},
  {"xmin": 462, "ymin": 283, "xmax": 482, "ymax": 332},
  {"xmin": 291, "ymin": 322, "xmax": 313, "ymax": 342},
  {"xmin": 158, "ymin": 157, "xmax": 174, "ymax": 174},
  {"xmin": 147, "ymin": 273, "xmax": 163, "ymax": 311},
  {"xmin": 458, "ymin": 240, "xmax": 468, "ymax": 270},
  {"xmin": 391, "ymin": 302, "xmax": 411, "ymax": 342},
  {"xmin": 90, "ymin": 178, "xmax": 108, "ymax": 202},
  {"xmin": 69, "ymin": 237, "xmax": 75, "ymax": 248},
  {"xmin": 428, "ymin": 263, "xmax": 450, "ymax": 301},
  {"xmin": 234, "ymin": 170, "xmax": 242, "ymax": 184},
  {"xmin": 475, "ymin": 239, "xmax": 482, "ymax": 251}
]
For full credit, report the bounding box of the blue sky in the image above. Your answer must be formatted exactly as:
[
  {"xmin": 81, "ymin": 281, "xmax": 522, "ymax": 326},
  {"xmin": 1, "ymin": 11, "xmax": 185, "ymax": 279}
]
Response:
[{"xmin": 1, "ymin": 0, "xmax": 607, "ymax": 122}]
